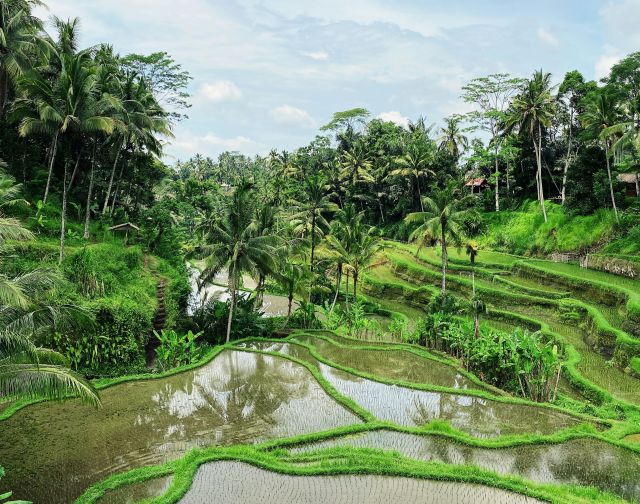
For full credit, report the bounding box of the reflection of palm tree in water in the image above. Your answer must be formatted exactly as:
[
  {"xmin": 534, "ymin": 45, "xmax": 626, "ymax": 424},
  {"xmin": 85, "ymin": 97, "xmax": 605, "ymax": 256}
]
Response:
[{"xmin": 149, "ymin": 351, "xmax": 313, "ymax": 441}]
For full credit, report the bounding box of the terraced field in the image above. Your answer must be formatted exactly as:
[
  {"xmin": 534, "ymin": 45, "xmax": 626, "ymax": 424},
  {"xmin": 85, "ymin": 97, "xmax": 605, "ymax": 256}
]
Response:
[{"xmin": 2, "ymin": 244, "xmax": 639, "ymax": 504}]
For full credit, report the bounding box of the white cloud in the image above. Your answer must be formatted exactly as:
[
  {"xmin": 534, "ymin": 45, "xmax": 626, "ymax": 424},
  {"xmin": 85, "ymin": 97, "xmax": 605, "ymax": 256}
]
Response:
[
  {"xmin": 300, "ymin": 50, "xmax": 329, "ymax": 61},
  {"xmin": 377, "ymin": 111, "xmax": 410, "ymax": 129},
  {"xmin": 168, "ymin": 132, "xmax": 259, "ymax": 159},
  {"xmin": 600, "ymin": 0, "xmax": 640, "ymax": 49},
  {"xmin": 537, "ymin": 27, "xmax": 559, "ymax": 48},
  {"xmin": 198, "ymin": 80, "xmax": 243, "ymax": 103},
  {"xmin": 595, "ymin": 50, "xmax": 621, "ymax": 80},
  {"xmin": 270, "ymin": 105, "xmax": 316, "ymax": 128}
]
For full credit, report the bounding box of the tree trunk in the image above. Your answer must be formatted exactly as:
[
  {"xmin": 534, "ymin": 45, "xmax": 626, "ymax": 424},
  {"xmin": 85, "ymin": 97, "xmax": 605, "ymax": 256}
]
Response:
[
  {"xmin": 225, "ymin": 262, "xmax": 237, "ymax": 344},
  {"xmin": 635, "ymin": 172, "xmax": 639, "ymax": 197},
  {"xmin": 535, "ymin": 125, "xmax": 547, "ymax": 223},
  {"xmin": 604, "ymin": 144, "xmax": 619, "ymax": 223},
  {"xmin": 59, "ymin": 160, "xmax": 70, "ymax": 264},
  {"xmin": 43, "ymin": 131, "xmax": 59, "ymax": 205},
  {"xmin": 345, "ymin": 270, "xmax": 350, "ymax": 309},
  {"xmin": 494, "ymin": 145, "xmax": 500, "ymax": 211},
  {"xmin": 109, "ymin": 159, "xmax": 126, "ymax": 215},
  {"xmin": 378, "ymin": 198, "xmax": 385, "ymax": 223},
  {"xmin": 0, "ymin": 68, "xmax": 8, "ymax": 115},
  {"xmin": 440, "ymin": 225, "xmax": 447, "ymax": 296},
  {"xmin": 83, "ymin": 143, "xmax": 97, "ymax": 240},
  {"xmin": 416, "ymin": 176, "xmax": 424, "ymax": 212},
  {"xmin": 310, "ymin": 212, "xmax": 316, "ymax": 272},
  {"xmin": 67, "ymin": 148, "xmax": 83, "ymax": 194},
  {"xmin": 353, "ymin": 271, "xmax": 358, "ymax": 301},
  {"xmin": 102, "ymin": 138, "xmax": 125, "ymax": 215},
  {"xmin": 255, "ymin": 273, "xmax": 265, "ymax": 309},
  {"xmin": 561, "ymin": 114, "xmax": 573, "ymax": 205},
  {"xmin": 329, "ymin": 263, "xmax": 342, "ymax": 313},
  {"xmin": 287, "ymin": 293, "xmax": 293, "ymax": 317}
]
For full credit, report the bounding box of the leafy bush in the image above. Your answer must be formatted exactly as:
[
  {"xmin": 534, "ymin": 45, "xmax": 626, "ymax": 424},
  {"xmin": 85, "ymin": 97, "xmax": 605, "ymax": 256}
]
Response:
[
  {"xmin": 188, "ymin": 296, "xmax": 270, "ymax": 344},
  {"xmin": 155, "ymin": 329, "xmax": 203, "ymax": 369}
]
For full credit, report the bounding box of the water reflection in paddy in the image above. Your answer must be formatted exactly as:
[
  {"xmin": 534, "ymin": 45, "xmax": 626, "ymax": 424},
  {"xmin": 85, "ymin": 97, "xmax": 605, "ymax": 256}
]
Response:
[
  {"xmin": 0, "ymin": 350, "xmax": 359, "ymax": 504},
  {"xmin": 242, "ymin": 340, "xmax": 583, "ymax": 438},
  {"xmin": 180, "ymin": 461, "xmax": 544, "ymax": 504},
  {"xmin": 292, "ymin": 431, "xmax": 640, "ymax": 502},
  {"xmin": 291, "ymin": 334, "xmax": 474, "ymax": 389}
]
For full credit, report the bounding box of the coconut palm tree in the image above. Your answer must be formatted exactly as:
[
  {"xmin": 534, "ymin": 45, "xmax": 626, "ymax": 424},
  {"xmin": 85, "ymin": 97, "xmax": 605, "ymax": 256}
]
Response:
[
  {"xmin": 581, "ymin": 89, "xmax": 621, "ymax": 222},
  {"xmin": 102, "ymin": 73, "xmax": 170, "ymax": 215},
  {"xmin": 339, "ymin": 142, "xmax": 374, "ymax": 189},
  {"xmin": 438, "ymin": 116, "xmax": 468, "ymax": 159},
  {"xmin": 197, "ymin": 182, "xmax": 281, "ymax": 343},
  {"xmin": 275, "ymin": 262, "xmax": 311, "ymax": 317},
  {"xmin": 0, "ymin": 0, "xmax": 43, "ymax": 112},
  {"xmin": 405, "ymin": 181, "xmax": 471, "ymax": 296},
  {"xmin": 289, "ymin": 174, "xmax": 338, "ymax": 273},
  {"xmin": 502, "ymin": 70, "xmax": 556, "ymax": 222},
  {"xmin": 389, "ymin": 143, "xmax": 435, "ymax": 212}
]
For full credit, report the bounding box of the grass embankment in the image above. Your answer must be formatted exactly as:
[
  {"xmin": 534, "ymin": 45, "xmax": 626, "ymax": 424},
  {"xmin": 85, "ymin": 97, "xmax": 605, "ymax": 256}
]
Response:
[{"xmin": 360, "ymin": 246, "xmax": 640, "ymax": 411}]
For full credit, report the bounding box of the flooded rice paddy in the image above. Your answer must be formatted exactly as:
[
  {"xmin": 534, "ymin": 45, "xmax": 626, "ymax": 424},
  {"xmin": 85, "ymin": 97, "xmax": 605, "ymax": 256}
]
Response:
[
  {"xmin": 1, "ymin": 332, "xmax": 638, "ymax": 503},
  {"xmin": 180, "ymin": 461, "xmax": 544, "ymax": 504},
  {"xmin": 0, "ymin": 350, "xmax": 359, "ymax": 503},
  {"xmin": 291, "ymin": 430, "xmax": 640, "ymax": 502}
]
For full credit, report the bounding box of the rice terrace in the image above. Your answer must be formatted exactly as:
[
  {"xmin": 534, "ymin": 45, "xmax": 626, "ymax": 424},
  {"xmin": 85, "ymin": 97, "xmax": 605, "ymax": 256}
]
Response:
[{"xmin": 0, "ymin": 0, "xmax": 639, "ymax": 503}]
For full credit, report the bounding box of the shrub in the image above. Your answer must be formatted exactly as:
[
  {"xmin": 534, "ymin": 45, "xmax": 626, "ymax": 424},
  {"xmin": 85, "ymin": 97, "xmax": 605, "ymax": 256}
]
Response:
[{"xmin": 155, "ymin": 329, "xmax": 203, "ymax": 370}]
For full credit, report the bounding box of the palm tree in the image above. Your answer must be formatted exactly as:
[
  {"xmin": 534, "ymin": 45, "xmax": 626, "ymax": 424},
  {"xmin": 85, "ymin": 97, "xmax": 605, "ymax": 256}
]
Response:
[
  {"xmin": 0, "ymin": 168, "xmax": 98, "ymax": 404},
  {"xmin": 102, "ymin": 73, "xmax": 170, "ymax": 215},
  {"xmin": 0, "ymin": 0, "xmax": 43, "ymax": 112},
  {"xmin": 389, "ymin": 143, "xmax": 435, "ymax": 212},
  {"xmin": 438, "ymin": 116, "xmax": 468, "ymax": 159},
  {"xmin": 197, "ymin": 182, "xmax": 281, "ymax": 343},
  {"xmin": 582, "ymin": 89, "xmax": 621, "ymax": 222},
  {"xmin": 326, "ymin": 214, "xmax": 381, "ymax": 302},
  {"xmin": 405, "ymin": 181, "xmax": 470, "ymax": 296},
  {"xmin": 289, "ymin": 174, "xmax": 338, "ymax": 273},
  {"xmin": 250, "ymin": 202, "xmax": 279, "ymax": 309},
  {"xmin": 327, "ymin": 204, "xmax": 361, "ymax": 311},
  {"xmin": 502, "ymin": 70, "xmax": 556, "ymax": 222},
  {"xmin": 276, "ymin": 262, "xmax": 311, "ymax": 317},
  {"xmin": 339, "ymin": 143, "xmax": 374, "ymax": 189}
]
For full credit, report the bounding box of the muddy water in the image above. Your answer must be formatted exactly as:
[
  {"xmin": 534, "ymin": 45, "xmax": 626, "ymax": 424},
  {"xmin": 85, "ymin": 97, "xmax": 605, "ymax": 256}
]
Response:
[
  {"xmin": 0, "ymin": 350, "xmax": 359, "ymax": 503},
  {"xmin": 179, "ymin": 461, "xmax": 543, "ymax": 504},
  {"xmin": 240, "ymin": 341, "xmax": 582, "ymax": 438},
  {"xmin": 291, "ymin": 335, "xmax": 474, "ymax": 389},
  {"xmin": 321, "ymin": 365, "xmax": 581, "ymax": 437},
  {"xmin": 292, "ymin": 431, "xmax": 640, "ymax": 502}
]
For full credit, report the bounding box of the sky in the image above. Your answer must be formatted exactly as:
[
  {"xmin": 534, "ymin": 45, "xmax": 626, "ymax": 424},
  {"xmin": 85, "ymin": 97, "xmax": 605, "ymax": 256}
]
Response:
[{"xmin": 36, "ymin": 0, "xmax": 640, "ymax": 162}]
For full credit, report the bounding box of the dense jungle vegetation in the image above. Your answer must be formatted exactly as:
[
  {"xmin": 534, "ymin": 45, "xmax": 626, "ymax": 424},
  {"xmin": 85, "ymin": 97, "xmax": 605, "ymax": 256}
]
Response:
[{"xmin": 1, "ymin": 1, "xmax": 640, "ymax": 503}]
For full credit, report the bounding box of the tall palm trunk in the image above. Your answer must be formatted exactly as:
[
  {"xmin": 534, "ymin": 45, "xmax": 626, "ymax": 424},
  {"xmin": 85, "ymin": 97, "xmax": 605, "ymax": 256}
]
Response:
[
  {"xmin": 310, "ymin": 212, "xmax": 317, "ymax": 272},
  {"xmin": 440, "ymin": 224, "xmax": 447, "ymax": 296},
  {"xmin": 59, "ymin": 159, "xmax": 70, "ymax": 264},
  {"xmin": 415, "ymin": 175, "xmax": 424, "ymax": 212},
  {"xmin": 225, "ymin": 257, "xmax": 238, "ymax": 344},
  {"xmin": 255, "ymin": 273, "xmax": 265, "ymax": 309},
  {"xmin": 110, "ymin": 160, "xmax": 126, "ymax": 214},
  {"xmin": 83, "ymin": 143, "xmax": 97, "ymax": 239},
  {"xmin": 330, "ymin": 263, "xmax": 342, "ymax": 313},
  {"xmin": 102, "ymin": 138, "xmax": 125, "ymax": 215},
  {"xmin": 287, "ymin": 293, "xmax": 294, "ymax": 317},
  {"xmin": 534, "ymin": 124, "xmax": 548, "ymax": 222},
  {"xmin": 494, "ymin": 144, "xmax": 500, "ymax": 211},
  {"xmin": 561, "ymin": 113, "xmax": 573, "ymax": 205},
  {"xmin": 0, "ymin": 68, "xmax": 8, "ymax": 114},
  {"xmin": 353, "ymin": 270, "xmax": 358, "ymax": 301},
  {"xmin": 604, "ymin": 144, "xmax": 619, "ymax": 223},
  {"xmin": 345, "ymin": 270, "xmax": 350, "ymax": 310},
  {"xmin": 67, "ymin": 148, "xmax": 84, "ymax": 193},
  {"xmin": 43, "ymin": 131, "xmax": 59, "ymax": 205}
]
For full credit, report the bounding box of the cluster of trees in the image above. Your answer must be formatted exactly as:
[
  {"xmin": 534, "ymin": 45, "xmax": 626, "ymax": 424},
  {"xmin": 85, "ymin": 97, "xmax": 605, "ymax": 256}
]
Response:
[{"xmin": 0, "ymin": 0, "xmax": 191, "ymax": 262}]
